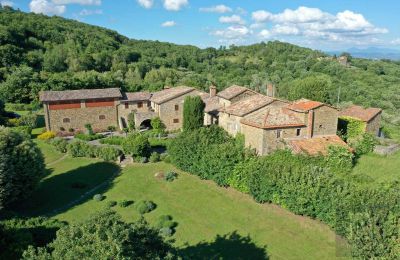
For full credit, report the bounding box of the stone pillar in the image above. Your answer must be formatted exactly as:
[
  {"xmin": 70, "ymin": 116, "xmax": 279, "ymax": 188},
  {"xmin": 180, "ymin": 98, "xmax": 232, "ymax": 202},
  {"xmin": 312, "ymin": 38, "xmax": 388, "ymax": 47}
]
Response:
[
  {"xmin": 307, "ymin": 110, "xmax": 314, "ymax": 138},
  {"xmin": 209, "ymin": 85, "xmax": 217, "ymax": 97}
]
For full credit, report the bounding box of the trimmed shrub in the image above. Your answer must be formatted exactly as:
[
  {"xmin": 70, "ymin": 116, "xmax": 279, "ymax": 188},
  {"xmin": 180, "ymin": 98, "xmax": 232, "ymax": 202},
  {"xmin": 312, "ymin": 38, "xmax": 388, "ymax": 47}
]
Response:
[
  {"xmin": 135, "ymin": 200, "xmax": 156, "ymax": 214},
  {"xmin": 149, "ymin": 152, "xmax": 160, "ymax": 163},
  {"xmin": 37, "ymin": 131, "xmax": 56, "ymax": 140},
  {"xmin": 164, "ymin": 171, "xmax": 178, "ymax": 182},
  {"xmin": 106, "ymin": 200, "xmax": 117, "ymax": 208},
  {"xmin": 96, "ymin": 146, "xmax": 122, "ymax": 161},
  {"xmin": 67, "ymin": 140, "xmax": 91, "ymax": 157},
  {"xmin": 75, "ymin": 133, "xmax": 104, "ymax": 141},
  {"xmin": 50, "ymin": 137, "xmax": 68, "ymax": 153},
  {"xmin": 93, "ymin": 194, "xmax": 104, "ymax": 201},
  {"xmin": 122, "ymin": 133, "xmax": 151, "ymax": 157},
  {"xmin": 119, "ymin": 200, "xmax": 133, "ymax": 208}
]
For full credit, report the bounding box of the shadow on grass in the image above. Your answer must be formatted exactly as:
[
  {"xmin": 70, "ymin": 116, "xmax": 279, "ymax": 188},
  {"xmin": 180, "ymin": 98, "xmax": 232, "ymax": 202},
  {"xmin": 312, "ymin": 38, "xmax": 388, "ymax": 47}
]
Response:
[
  {"xmin": 179, "ymin": 231, "xmax": 269, "ymax": 260},
  {"xmin": 12, "ymin": 162, "xmax": 120, "ymax": 217}
]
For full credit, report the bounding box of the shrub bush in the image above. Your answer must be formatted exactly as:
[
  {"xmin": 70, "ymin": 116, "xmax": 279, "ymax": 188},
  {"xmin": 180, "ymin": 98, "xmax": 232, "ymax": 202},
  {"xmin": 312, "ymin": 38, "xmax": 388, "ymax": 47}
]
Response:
[
  {"xmin": 149, "ymin": 152, "xmax": 160, "ymax": 163},
  {"xmin": 50, "ymin": 137, "xmax": 68, "ymax": 153},
  {"xmin": 99, "ymin": 136, "xmax": 125, "ymax": 145},
  {"xmin": 67, "ymin": 140, "xmax": 91, "ymax": 157},
  {"xmin": 11, "ymin": 126, "xmax": 32, "ymax": 136},
  {"xmin": 96, "ymin": 146, "xmax": 122, "ymax": 161},
  {"xmin": 122, "ymin": 133, "xmax": 151, "ymax": 157},
  {"xmin": 37, "ymin": 131, "xmax": 56, "ymax": 140},
  {"xmin": 93, "ymin": 194, "xmax": 104, "ymax": 201},
  {"xmin": 164, "ymin": 171, "xmax": 178, "ymax": 182},
  {"xmin": 106, "ymin": 200, "xmax": 117, "ymax": 208},
  {"xmin": 154, "ymin": 215, "xmax": 176, "ymax": 230},
  {"xmin": 160, "ymin": 153, "xmax": 169, "ymax": 162},
  {"xmin": 119, "ymin": 200, "xmax": 133, "ymax": 208},
  {"xmin": 352, "ymin": 133, "xmax": 377, "ymax": 156},
  {"xmin": 75, "ymin": 133, "xmax": 104, "ymax": 141},
  {"xmin": 135, "ymin": 200, "xmax": 156, "ymax": 214}
]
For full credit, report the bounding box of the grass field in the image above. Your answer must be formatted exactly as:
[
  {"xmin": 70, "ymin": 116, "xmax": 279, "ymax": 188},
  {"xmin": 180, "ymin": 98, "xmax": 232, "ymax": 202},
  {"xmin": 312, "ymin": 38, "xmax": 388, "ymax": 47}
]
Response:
[
  {"xmin": 19, "ymin": 140, "xmax": 348, "ymax": 259},
  {"xmin": 352, "ymin": 151, "xmax": 400, "ymax": 183}
]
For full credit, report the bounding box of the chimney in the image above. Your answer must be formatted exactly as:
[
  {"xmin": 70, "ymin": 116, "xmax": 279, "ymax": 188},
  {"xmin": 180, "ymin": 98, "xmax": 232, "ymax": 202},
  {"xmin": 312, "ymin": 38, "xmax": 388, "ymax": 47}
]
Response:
[
  {"xmin": 307, "ymin": 110, "xmax": 314, "ymax": 138},
  {"xmin": 209, "ymin": 85, "xmax": 217, "ymax": 97},
  {"xmin": 266, "ymin": 83, "xmax": 275, "ymax": 97}
]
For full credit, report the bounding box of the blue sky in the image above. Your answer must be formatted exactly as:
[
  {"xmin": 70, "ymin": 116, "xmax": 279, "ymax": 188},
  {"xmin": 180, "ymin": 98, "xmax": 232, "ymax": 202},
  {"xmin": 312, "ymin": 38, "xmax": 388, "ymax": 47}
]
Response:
[{"xmin": 5, "ymin": 0, "xmax": 400, "ymax": 51}]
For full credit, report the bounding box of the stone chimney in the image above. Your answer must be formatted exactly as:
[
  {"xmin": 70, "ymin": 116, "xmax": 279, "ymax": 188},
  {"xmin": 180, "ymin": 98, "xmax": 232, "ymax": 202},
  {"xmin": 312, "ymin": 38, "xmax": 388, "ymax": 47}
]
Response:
[
  {"xmin": 209, "ymin": 85, "xmax": 217, "ymax": 97},
  {"xmin": 307, "ymin": 110, "xmax": 314, "ymax": 138},
  {"xmin": 266, "ymin": 83, "xmax": 275, "ymax": 97}
]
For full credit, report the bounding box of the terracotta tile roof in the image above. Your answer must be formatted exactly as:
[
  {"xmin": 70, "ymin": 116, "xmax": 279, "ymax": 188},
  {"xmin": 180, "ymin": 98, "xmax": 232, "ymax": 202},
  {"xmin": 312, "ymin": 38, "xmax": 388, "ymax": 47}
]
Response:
[
  {"xmin": 198, "ymin": 92, "xmax": 223, "ymax": 113},
  {"xmin": 221, "ymin": 95, "xmax": 276, "ymax": 117},
  {"xmin": 150, "ymin": 86, "xmax": 195, "ymax": 104},
  {"xmin": 122, "ymin": 92, "xmax": 151, "ymax": 101},
  {"xmin": 241, "ymin": 107, "xmax": 305, "ymax": 129},
  {"xmin": 288, "ymin": 135, "xmax": 350, "ymax": 156},
  {"xmin": 217, "ymin": 85, "xmax": 250, "ymax": 100},
  {"xmin": 287, "ymin": 98, "xmax": 324, "ymax": 112},
  {"xmin": 39, "ymin": 88, "xmax": 122, "ymax": 102},
  {"xmin": 339, "ymin": 105, "xmax": 382, "ymax": 122}
]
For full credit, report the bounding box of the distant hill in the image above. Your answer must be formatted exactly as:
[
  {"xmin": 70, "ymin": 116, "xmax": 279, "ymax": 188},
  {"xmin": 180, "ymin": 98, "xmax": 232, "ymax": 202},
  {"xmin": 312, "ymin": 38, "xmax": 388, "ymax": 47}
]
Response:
[
  {"xmin": 327, "ymin": 47, "xmax": 400, "ymax": 60},
  {"xmin": 0, "ymin": 7, "xmax": 399, "ymax": 133}
]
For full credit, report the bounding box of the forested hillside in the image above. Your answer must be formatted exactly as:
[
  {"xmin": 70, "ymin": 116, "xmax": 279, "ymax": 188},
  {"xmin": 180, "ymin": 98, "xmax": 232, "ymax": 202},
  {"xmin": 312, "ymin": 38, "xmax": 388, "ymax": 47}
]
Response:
[{"xmin": 0, "ymin": 7, "xmax": 399, "ymax": 133}]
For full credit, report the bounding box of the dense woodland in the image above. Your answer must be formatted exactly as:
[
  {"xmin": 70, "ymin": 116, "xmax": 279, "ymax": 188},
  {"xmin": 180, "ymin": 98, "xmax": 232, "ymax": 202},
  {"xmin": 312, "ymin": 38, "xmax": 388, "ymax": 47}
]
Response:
[{"xmin": 0, "ymin": 6, "xmax": 399, "ymax": 134}]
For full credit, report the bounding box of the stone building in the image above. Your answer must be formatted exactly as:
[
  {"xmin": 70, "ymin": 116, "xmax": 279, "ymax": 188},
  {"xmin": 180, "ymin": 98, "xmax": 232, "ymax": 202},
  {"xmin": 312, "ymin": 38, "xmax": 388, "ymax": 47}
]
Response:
[
  {"xmin": 339, "ymin": 105, "xmax": 382, "ymax": 136},
  {"xmin": 40, "ymin": 88, "xmax": 122, "ymax": 132}
]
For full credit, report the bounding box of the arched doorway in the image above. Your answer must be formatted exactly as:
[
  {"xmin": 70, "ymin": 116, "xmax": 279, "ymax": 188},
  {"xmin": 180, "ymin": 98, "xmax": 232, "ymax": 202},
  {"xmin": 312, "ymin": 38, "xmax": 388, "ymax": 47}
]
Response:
[{"xmin": 139, "ymin": 119, "xmax": 152, "ymax": 130}]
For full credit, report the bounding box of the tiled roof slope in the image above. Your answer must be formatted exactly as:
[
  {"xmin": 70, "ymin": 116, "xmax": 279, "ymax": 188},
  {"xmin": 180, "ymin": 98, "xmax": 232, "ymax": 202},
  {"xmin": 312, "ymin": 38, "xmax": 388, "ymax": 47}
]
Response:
[
  {"xmin": 150, "ymin": 86, "xmax": 195, "ymax": 104},
  {"xmin": 287, "ymin": 98, "xmax": 324, "ymax": 112},
  {"xmin": 288, "ymin": 135, "xmax": 349, "ymax": 155},
  {"xmin": 221, "ymin": 95, "xmax": 276, "ymax": 117},
  {"xmin": 122, "ymin": 92, "xmax": 152, "ymax": 101},
  {"xmin": 40, "ymin": 88, "xmax": 122, "ymax": 102},
  {"xmin": 241, "ymin": 107, "xmax": 305, "ymax": 129},
  {"xmin": 217, "ymin": 85, "xmax": 250, "ymax": 100},
  {"xmin": 339, "ymin": 105, "xmax": 382, "ymax": 122},
  {"xmin": 198, "ymin": 92, "xmax": 222, "ymax": 113}
]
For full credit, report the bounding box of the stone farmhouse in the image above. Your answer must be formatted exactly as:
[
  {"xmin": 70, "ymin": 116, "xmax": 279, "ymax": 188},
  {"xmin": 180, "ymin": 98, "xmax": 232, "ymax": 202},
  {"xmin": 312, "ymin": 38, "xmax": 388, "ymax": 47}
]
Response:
[
  {"xmin": 339, "ymin": 105, "xmax": 383, "ymax": 137},
  {"xmin": 41, "ymin": 85, "xmax": 378, "ymax": 155}
]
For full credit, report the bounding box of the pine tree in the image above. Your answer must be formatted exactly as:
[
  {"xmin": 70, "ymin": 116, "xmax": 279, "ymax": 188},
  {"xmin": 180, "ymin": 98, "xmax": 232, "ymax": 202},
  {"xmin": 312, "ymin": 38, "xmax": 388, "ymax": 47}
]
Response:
[{"xmin": 183, "ymin": 96, "xmax": 205, "ymax": 131}]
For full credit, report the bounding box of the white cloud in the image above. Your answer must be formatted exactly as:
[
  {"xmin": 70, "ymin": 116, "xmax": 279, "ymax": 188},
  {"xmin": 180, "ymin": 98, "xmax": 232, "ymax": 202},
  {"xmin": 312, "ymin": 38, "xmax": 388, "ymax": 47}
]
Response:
[
  {"xmin": 0, "ymin": 1, "xmax": 13, "ymax": 7},
  {"xmin": 219, "ymin": 15, "xmax": 245, "ymax": 25},
  {"xmin": 212, "ymin": 25, "xmax": 251, "ymax": 39},
  {"xmin": 391, "ymin": 38, "xmax": 400, "ymax": 45},
  {"xmin": 79, "ymin": 8, "xmax": 102, "ymax": 15},
  {"xmin": 163, "ymin": 0, "xmax": 188, "ymax": 11},
  {"xmin": 250, "ymin": 6, "xmax": 387, "ymax": 44},
  {"xmin": 137, "ymin": 0, "xmax": 153, "ymax": 9},
  {"xmin": 30, "ymin": 0, "xmax": 66, "ymax": 15},
  {"xmin": 251, "ymin": 10, "xmax": 273, "ymax": 23},
  {"xmin": 200, "ymin": 4, "xmax": 231, "ymax": 13},
  {"xmin": 161, "ymin": 20, "xmax": 176, "ymax": 27},
  {"xmin": 52, "ymin": 0, "xmax": 100, "ymax": 5},
  {"xmin": 258, "ymin": 29, "xmax": 271, "ymax": 39}
]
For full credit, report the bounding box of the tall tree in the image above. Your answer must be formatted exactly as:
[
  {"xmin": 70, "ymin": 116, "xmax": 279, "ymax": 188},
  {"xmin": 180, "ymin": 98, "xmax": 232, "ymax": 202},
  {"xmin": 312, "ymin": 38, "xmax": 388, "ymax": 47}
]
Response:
[
  {"xmin": 183, "ymin": 96, "xmax": 205, "ymax": 131},
  {"xmin": 0, "ymin": 128, "xmax": 45, "ymax": 210}
]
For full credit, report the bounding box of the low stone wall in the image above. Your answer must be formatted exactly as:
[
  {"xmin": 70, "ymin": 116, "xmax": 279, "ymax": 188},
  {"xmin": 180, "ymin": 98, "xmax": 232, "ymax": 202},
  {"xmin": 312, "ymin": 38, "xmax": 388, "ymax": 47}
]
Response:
[{"xmin": 374, "ymin": 143, "xmax": 400, "ymax": 155}]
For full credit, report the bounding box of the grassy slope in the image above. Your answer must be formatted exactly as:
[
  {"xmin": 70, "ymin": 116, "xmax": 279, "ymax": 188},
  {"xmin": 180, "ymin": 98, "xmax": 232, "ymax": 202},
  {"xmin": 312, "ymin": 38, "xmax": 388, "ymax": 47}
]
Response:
[
  {"xmin": 24, "ymin": 141, "xmax": 344, "ymax": 259},
  {"xmin": 352, "ymin": 151, "xmax": 400, "ymax": 183}
]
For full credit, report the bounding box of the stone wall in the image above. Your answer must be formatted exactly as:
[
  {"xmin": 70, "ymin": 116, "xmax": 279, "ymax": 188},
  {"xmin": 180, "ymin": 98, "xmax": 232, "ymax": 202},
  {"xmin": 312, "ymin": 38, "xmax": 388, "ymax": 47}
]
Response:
[
  {"xmin": 219, "ymin": 113, "xmax": 242, "ymax": 136},
  {"xmin": 117, "ymin": 101, "xmax": 154, "ymax": 129},
  {"xmin": 312, "ymin": 105, "xmax": 338, "ymax": 136},
  {"xmin": 156, "ymin": 90, "xmax": 202, "ymax": 131},
  {"xmin": 241, "ymin": 124, "xmax": 265, "ymax": 154},
  {"xmin": 366, "ymin": 113, "xmax": 381, "ymax": 136},
  {"xmin": 46, "ymin": 101, "xmax": 118, "ymax": 132}
]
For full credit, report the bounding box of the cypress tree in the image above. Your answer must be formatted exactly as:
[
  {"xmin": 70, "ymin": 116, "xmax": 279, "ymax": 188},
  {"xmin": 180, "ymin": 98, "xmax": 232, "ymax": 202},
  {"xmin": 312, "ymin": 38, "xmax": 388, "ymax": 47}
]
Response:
[{"xmin": 183, "ymin": 96, "xmax": 205, "ymax": 131}]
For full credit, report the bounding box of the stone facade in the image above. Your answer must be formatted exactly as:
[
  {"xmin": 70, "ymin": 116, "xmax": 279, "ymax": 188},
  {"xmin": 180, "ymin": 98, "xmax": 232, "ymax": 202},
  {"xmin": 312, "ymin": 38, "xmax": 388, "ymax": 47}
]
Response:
[
  {"xmin": 44, "ymin": 100, "xmax": 119, "ymax": 132},
  {"xmin": 117, "ymin": 100, "xmax": 153, "ymax": 129},
  {"xmin": 311, "ymin": 105, "xmax": 338, "ymax": 136},
  {"xmin": 366, "ymin": 113, "xmax": 381, "ymax": 136}
]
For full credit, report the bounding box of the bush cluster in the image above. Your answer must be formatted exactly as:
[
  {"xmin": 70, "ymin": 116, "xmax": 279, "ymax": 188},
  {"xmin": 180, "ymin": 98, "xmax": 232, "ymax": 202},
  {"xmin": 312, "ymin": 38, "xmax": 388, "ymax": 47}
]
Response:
[
  {"xmin": 37, "ymin": 131, "xmax": 56, "ymax": 140},
  {"xmin": 149, "ymin": 152, "xmax": 160, "ymax": 163},
  {"xmin": 122, "ymin": 133, "xmax": 151, "ymax": 158},
  {"xmin": 118, "ymin": 200, "xmax": 132, "ymax": 208},
  {"xmin": 155, "ymin": 215, "xmax": 177, "ymax": 237},
  {"xmin": 168, "ymin": 126, "xmax": 399, "ymax": 258},
  {"xmin": 49, "ymin": 137, "xmax": 68, "ymax": 153},
  {"xmin": 66, "ymin": 140, "xmax": 122, "ymax": 161},
  {"xmin": 135, "ymin": 200, "xmax": 156, "ymax": 214},
  {"xmin": 164, "ymin": 171, "xmax": 178, "ymax": 182}
]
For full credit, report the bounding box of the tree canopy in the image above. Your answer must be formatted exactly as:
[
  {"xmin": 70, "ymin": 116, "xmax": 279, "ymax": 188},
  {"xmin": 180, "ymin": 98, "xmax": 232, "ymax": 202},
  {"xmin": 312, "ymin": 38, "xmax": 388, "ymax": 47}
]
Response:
[{"xmin": 183, "ymin": 96, "xmax": 205, "ymax": 131}]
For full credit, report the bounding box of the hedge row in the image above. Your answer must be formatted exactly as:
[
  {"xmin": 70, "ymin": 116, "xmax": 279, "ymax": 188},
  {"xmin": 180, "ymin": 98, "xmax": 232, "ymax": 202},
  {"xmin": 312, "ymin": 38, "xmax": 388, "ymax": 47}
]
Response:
[
  {"xmin": 168, "ymin": 126, "xmax": 399, "ymax": 258},
  {"xmin": 49, "ymin": 138, "xmax": 122, "ymax": 161}
]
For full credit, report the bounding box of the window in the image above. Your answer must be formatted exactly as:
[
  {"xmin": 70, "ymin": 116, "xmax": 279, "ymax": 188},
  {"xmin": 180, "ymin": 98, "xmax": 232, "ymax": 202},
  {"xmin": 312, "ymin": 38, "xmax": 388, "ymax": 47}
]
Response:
[
  {"xmin": 147, "ymin": 101, "xmax": 151, "ymax": 107},
  {"xmin": 173, "ymin": 118, "xmax": 179, "ymax": 123},
  {"xmin": 125, "ymin": 103, "xmax": 129, "ymax": 109},
  {"xmin": 63, "ymin": 118, "xmax": 70, "ymax": 123},
  {"xmin": 296, "ymin": 128, "xmax": 301, "ymax": 136},
  {"xmin": 276, "ymin": 129, "xmax": 282, "ymax": 138},
  {"xmin": 175, "ymin": 104, "xmax": 179, "ymax": 111},
  {"xmin": 137, "ymin": 102, "xmax": 143, "ymax": 108},
  {"xmin": 99, "ymin": 115, "xmax": 106, "ymax": 120}
]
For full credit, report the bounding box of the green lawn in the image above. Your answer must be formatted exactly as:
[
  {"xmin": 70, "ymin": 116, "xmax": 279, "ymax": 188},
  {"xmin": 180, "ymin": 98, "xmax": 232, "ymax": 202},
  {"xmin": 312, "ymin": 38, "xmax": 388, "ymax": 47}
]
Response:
[
  {"xmin": 23, "ymin": 141, "xmax": 347, "ymax": 259},
  {"xmin": 34, "ymin": 140, "xmax": 64, "ymax": 164},
  {"xmin": 352, "ymin": 151, "xmax": 400, "ymax": 183}
]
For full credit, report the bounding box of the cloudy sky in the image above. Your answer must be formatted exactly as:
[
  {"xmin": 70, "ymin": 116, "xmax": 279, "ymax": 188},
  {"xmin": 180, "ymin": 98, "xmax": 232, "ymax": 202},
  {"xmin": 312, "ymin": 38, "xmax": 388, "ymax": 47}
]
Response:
[{"xmin": 5, "ymin": 0, "xmax": 400, "ymax": 50}]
